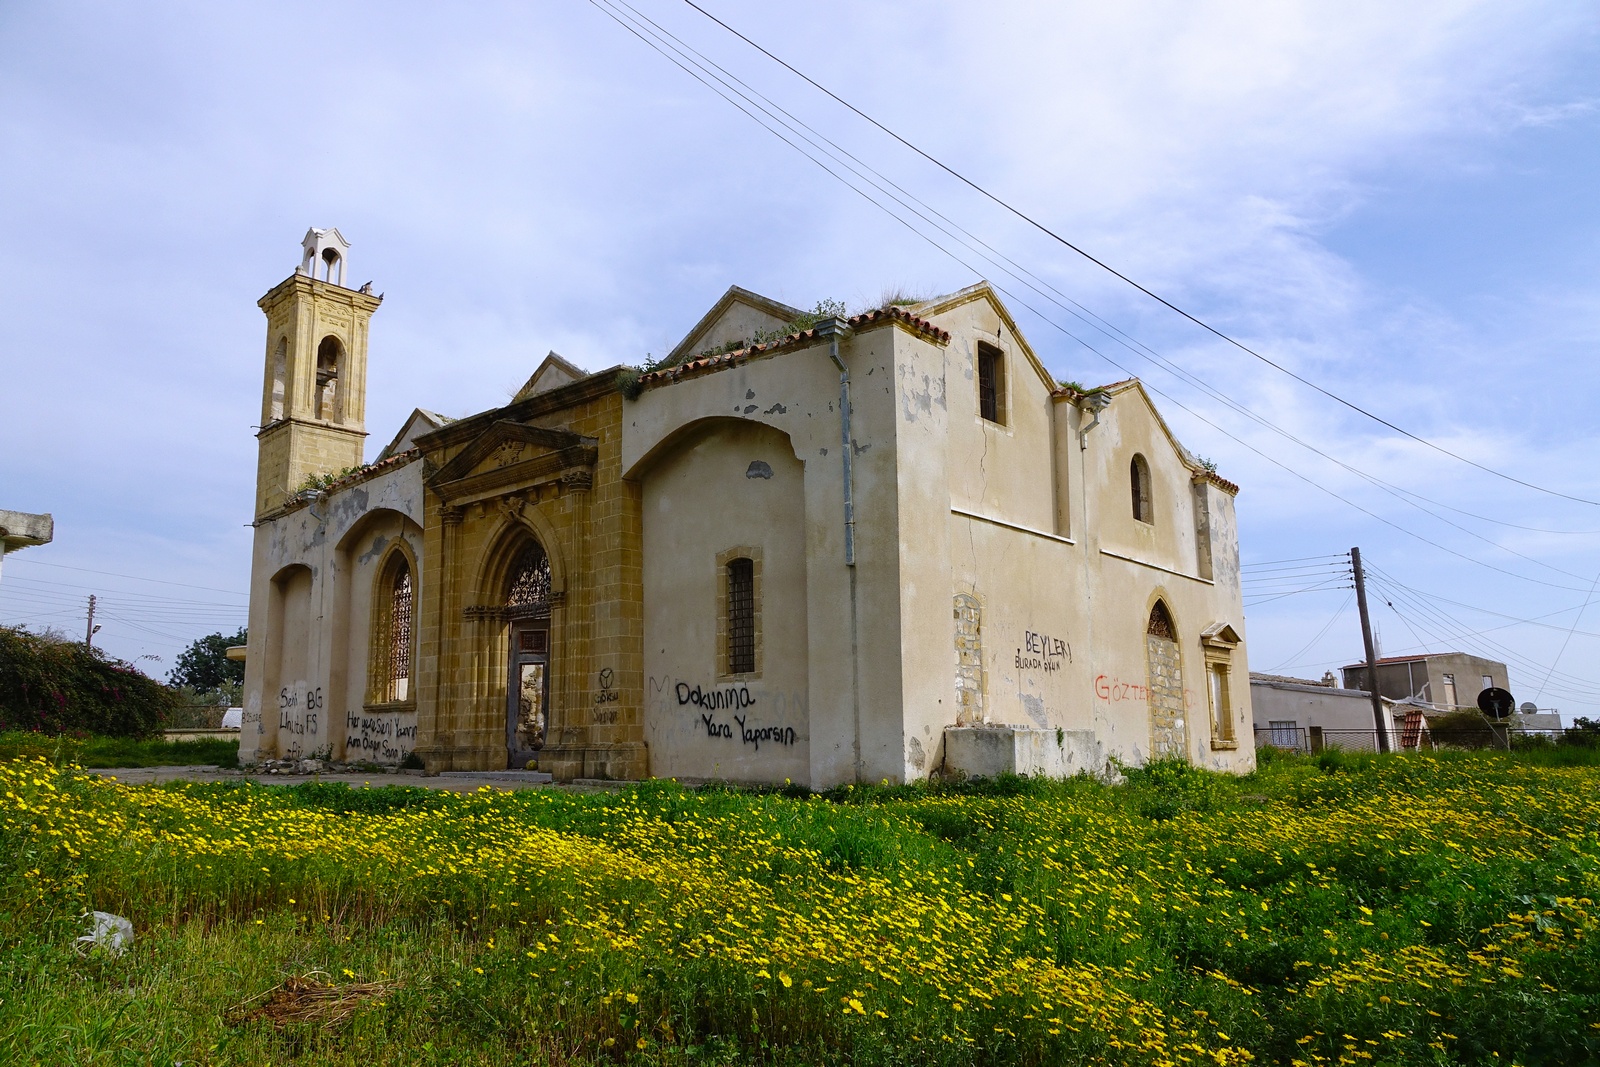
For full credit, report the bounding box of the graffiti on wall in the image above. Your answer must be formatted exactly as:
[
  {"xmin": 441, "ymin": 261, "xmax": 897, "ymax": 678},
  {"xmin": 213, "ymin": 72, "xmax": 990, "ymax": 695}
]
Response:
[
  {"xmin": 698, "ymin": 712, "xmax": 798, "ymax": 750},
  {"xmin": 648, "ymin": 675, "xmax": 805, "ymax": 756},
  {"xmin": 675, "ymin": 682, "xmax": 755, "ymax": 711},
  {"xmin": 275, "ymin": 684, "xmax": 326, "ymax": 760},
  {"xmin": 345, "ymin": 711, "xmax": 418, "ymax": 762},
  {"xmin": 1016, "ymin": 630, "xmax": 1070, "ymax": 672},
  {"xmin": 1094, "ymin": 675, "xmax": 1194, "ymax": 710},
  {"xmin": 593, "ymin": 667, "xmax": 620, "ymax": 724}
]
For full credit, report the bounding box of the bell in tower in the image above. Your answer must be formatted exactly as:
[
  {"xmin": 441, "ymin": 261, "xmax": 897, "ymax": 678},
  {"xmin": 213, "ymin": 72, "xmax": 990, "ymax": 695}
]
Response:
[{"xmin": 253, "ymin": 228, "xmax": 383, "ymax": 518}]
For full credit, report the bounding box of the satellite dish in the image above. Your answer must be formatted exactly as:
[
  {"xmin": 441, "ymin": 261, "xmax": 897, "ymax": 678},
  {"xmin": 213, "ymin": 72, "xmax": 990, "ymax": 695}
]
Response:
[
  {"xmin": 1478, "ymin": 687, "xmax": 1515, "ymax": 719},
  {"xmin": 1520, "ymin": 702, "xmax": 1538, "ymax": 716}
]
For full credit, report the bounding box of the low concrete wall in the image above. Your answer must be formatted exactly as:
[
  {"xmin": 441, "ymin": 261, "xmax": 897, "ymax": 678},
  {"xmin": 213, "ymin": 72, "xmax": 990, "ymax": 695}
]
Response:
[
  {"xmin": 162, "ymin": 728, "xmax": 242, "ymax": 744},
  {"xmin": 944, "ymin": 725, "xmax": 1105, "ymax": 779}
]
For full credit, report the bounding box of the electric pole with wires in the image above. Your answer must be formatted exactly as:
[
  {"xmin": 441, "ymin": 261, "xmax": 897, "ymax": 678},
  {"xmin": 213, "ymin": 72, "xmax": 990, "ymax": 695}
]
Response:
[{"xmin": 1351, "ymin": 548, "xmax": 1390, "ymax": 753}]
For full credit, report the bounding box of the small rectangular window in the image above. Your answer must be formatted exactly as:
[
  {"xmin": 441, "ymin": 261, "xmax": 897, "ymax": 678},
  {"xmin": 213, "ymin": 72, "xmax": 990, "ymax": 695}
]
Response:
[
  {"xmin": 1441, "ymin": 673, "xmax": 1457, "ymax": 710},
  {"xmin": 1481, "ymin": 674, "xmax": 1494, "ymax": 691},
  {"xmin": 1209, "ymin": 664, "xmax": 1234, "ymax": 741},
  {"xmin": 1268, "ymin": 720, "xmax": 1299, "ymax": 748},
  {"xmin": 977, "ymin": 343, "xmax": 1005, "ymax": 424},
  {"xmin": 727, "ymin": 558, "xmax": 755, "ymax": 675}
]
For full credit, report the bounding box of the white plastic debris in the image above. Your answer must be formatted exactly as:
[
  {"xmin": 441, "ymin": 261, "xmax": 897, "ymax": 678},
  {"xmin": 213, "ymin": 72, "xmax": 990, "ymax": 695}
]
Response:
[{"xmin": 76, "ymin": 911, "xmax": 133, "ymax": 957}]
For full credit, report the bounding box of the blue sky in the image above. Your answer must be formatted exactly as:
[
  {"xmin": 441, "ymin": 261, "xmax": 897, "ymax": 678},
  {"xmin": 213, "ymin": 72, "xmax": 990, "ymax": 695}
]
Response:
[{"xmin": 2, "ymin": 1, "xmax": 1597, "ymax": 718}]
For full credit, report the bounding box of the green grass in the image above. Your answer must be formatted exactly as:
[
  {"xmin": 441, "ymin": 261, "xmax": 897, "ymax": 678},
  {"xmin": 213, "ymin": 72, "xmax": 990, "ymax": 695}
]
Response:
[
  {"xmin": 0, "ymin": 729, "xmax": 239, "ymax": 768},
  {"xmin": 1, "ymin": 750, "xmax": 1597, "ymax": 1065}
]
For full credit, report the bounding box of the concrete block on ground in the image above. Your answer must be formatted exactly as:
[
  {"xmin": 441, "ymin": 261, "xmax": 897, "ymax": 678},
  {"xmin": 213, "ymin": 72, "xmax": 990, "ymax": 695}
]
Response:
[{"xmin": 944, "ymin": 725, "xmax": 1106, "ymax": 780}]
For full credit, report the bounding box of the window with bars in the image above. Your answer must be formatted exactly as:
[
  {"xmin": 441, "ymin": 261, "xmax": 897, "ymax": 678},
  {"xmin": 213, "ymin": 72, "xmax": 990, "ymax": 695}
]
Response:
[
  {"xmin": 389, "ymin": 568, "xmax": 412, "ymax": 701},
  {"xmin": 369, "ymin": 551, "xmax": 415, "ymax": 705},
  {"xmin": 727, "ymin": 557, "xmax": 755, "ymax": 676},
  {"xmin": 977, "ymin": 342, "xmax": 1005, "ymax": 424}
]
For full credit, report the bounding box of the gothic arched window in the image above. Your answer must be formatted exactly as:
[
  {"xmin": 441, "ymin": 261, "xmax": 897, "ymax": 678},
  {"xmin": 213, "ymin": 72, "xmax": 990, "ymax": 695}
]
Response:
[
  {"xmin": 506, "ymin": 541, "xmax": 552, "ymax": 616},
  {"xmin": 1147, "ymin": 599, "xmax": 1175, "ymax": 640},
  {"xmin": 369, "ymin": 551, "xmax": 415, "ymax": 704}
]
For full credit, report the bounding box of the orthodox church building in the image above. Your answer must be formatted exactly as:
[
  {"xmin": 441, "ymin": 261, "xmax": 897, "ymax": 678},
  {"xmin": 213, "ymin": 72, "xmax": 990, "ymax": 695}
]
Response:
[{"xmin": 239, "ymin": 229, "xmax": 1255, "ymax": 785}]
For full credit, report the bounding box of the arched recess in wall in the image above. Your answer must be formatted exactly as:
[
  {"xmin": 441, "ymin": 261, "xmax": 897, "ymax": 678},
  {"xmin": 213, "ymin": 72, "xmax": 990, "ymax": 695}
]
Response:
[
  {"xmin": 264, "ymin": 564, "xmax": 314, "ymax": 758},
  {"xmin": 635, "ymin": 416, "xmax": 811, "ymax": 781},
  {"xmin": 624, "ymin": 414, "xmax": 805, "ymax": 482},
  {"xmin": 332, "ymin": 509, "xmax": 424, "ymax": 738},
  {"xmin": 269, "ymin": 336, "xmax": 288, "ymax": 421},
  {"xmin": 1144, "ymin": 596, "xmax": 1187, "ymax": 761}
]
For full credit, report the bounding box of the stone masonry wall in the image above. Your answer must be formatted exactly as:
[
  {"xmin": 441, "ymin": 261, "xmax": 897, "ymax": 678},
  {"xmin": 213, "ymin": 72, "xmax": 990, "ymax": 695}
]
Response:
[{"xmin": 1146, "ymin": 633, "xmax": 1188, "ymax": 759}]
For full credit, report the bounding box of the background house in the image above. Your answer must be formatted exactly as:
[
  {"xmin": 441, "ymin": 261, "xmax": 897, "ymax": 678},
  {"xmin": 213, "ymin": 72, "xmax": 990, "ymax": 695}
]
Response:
[{"xmin": 1340, "ymin": 653, "xmax": 1509, "ymax": 713}]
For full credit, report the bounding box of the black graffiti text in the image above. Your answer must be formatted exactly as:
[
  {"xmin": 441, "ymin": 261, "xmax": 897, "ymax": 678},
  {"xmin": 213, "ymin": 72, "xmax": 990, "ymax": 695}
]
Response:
[
  {"xmin": 1016, "ymin": 630, "xmax": 1070, "ymax": 672},
  {"xmin": 677, "ymin": 682, "xmax": 755, "ymax": 711},
  {"xmin": 733, "ymin": 714, "xmax": 797, "ymax": 751}
]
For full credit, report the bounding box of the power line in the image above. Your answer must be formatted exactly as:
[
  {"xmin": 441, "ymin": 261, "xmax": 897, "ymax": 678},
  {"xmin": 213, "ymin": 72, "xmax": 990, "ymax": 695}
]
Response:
[
  {"xmin": 679, "ymin": 0, "xmax": 1600, "ymax": 508},
  {"xmin": 1532, "ymin": 569, "xmax": 1600, "ymax": 704},
  {"xmin": 1263, "ymin": 591, "xmax": 1355, "ymax": 674},
  {"xmin": 591, "ymin": 0, "xmax": 1598, "ymax": 599},
  {"xmin": 1241, "ymin": 556, "xmax": 1356, "ymax": 572},
  {"xmin": 6, "ymin": 558, "xmax": 247, "ymax": 597},
  {"xmin": 1362, "ymin": 569, "xmax": 1600, "ymax": 641},
  {"xmin": 1365, "ymin": 570, "xmax": 1600, "ymax": 703}
]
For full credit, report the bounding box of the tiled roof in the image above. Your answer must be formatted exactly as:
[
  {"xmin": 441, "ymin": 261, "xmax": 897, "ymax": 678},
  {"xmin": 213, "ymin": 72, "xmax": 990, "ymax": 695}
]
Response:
[
  {"xmin": 637, "ymin": 305, "xmax": 950, "ymax": 390},
  {"xmin": 1199, "ymin": 469, "xmax": 1240, "ymax": 495}
]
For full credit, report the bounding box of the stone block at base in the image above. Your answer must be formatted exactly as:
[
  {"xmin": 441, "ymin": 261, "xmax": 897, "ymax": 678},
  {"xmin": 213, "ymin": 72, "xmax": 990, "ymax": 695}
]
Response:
[{"xmin": 944, "ymin": 725, "xmax": 1106, "ymax": 779}]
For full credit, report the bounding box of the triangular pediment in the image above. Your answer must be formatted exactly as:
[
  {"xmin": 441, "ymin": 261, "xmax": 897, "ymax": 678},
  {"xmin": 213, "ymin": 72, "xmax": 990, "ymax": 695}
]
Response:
[
  {"xmin": 1200, "ymin": 622, "xmax": 1242, "ymax": 648},
  {"xmin": 513, "ymin": 352, "xmax": 588, "ymax": 402},
  {"xmin": 666, "ymin": 286, "xmax": 803, "ymax": 366},
  {"xmin": 429, "ymin": 420, "xmax": 595, "ymax": 490}
]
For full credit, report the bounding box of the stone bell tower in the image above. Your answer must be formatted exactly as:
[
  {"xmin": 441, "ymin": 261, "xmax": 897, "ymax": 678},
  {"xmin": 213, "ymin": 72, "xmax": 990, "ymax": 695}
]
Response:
[{"xmin": 254, "ymin": 228, "xmax": 383, "ymax": 517}]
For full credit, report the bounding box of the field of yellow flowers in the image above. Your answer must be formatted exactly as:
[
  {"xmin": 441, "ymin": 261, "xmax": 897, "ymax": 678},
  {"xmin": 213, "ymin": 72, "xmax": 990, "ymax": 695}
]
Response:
[{"xmin": 0, "ymin": 750, "xmax": 1596, "ymax": 1065}]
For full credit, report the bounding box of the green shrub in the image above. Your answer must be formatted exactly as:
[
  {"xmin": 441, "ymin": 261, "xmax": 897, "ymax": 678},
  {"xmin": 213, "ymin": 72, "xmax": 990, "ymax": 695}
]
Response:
[{"xmin": 0, "ymin": 626, "xmax": 175, "ymax": 738}]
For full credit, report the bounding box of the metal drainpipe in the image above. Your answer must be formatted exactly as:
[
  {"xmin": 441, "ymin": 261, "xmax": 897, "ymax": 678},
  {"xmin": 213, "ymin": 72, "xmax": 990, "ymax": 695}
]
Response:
[{"xmin": 816, "ymin": 317, "xmax": 863, "ymax": 781}]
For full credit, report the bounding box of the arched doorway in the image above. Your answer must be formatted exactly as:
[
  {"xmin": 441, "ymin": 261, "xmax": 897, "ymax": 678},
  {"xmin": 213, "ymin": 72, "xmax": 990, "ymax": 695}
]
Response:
[
  {"xmin": 505, "ymin": 540, "xmax": 553, "ymax": 768},
  {"xmin": 1145, "ymin": 600, "xmax": 1187, "ymax": 760}
]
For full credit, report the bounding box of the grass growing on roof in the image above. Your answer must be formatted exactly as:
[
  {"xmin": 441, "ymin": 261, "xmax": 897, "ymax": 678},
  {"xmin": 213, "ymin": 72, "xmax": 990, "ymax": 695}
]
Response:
[{"xmin": 1, "ymin": 752, "xmax": 1597, "ymax": 1064}]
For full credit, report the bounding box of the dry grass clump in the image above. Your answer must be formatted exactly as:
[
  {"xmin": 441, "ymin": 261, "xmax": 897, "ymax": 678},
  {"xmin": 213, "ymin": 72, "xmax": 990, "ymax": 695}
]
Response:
[{"xmin": 229, "ymin": 972, "xmax": 398, "ymax": 1030}]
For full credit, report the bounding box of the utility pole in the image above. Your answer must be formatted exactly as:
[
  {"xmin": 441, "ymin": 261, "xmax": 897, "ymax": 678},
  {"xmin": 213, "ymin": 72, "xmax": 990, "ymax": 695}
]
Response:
[
  {"xmin": 85, "ymin": 594, "xmax": 98, "ymax": 648},
  {"xmin": 1351, "ymin": 547, "xmax": 1390, "ymax": 753}
]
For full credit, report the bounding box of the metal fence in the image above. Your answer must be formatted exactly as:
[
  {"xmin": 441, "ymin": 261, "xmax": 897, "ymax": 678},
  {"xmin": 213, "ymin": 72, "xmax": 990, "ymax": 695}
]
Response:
[
  {"xmin": 1253, "ymin": 725, "xmax": 1568, "ymax": 754},
  {"xmin": 163, "ymin": 701, "xmax": 231, "ymax": 730}
]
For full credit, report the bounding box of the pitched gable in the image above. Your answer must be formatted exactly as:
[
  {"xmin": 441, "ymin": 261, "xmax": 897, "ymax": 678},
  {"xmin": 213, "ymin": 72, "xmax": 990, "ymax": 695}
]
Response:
[
  {"xmin": 375, "ymin": 408, "xmax": 451, "ymax": 462},
  {"xmin": 513, "ymin": 351, "xmax": 589, "ymax": 402},
  {"xmin": 666, "ymin": 286, "xmax": 802, "ymax": 366},
  {"xmin": 913, "ymin": 281, "xmax": 1059, "ymax": 394}
]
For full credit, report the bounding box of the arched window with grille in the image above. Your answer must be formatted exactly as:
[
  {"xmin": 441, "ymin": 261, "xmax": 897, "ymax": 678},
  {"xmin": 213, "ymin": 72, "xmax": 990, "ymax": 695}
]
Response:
[
  {"xmin": 368, "ymin": 551, "xmax": 415, "ymax": 705},
  {"xmin": 505, "ymin": 541, "xmax": 552, "ymax": 616}
]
